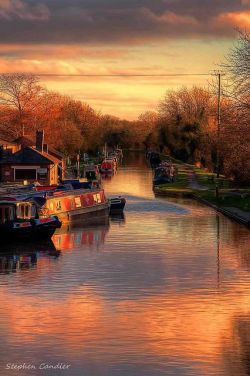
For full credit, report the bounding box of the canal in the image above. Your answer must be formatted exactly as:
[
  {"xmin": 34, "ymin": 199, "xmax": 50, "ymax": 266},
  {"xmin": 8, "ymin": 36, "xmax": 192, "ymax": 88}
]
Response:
[{"xmin": 0, "ymin": 152, "xmax": 250, "ymax": 376}]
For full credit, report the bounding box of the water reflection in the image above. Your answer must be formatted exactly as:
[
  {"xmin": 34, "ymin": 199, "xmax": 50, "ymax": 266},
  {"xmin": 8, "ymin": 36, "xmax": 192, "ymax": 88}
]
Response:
[
  {"xmin": 222, "ymin": 314, "xmax": 250, "ymax": 376},
  {"xmin": 110, "ymin": 211, "xmax": 126, "ymax": 225},
  {"xmin": 0, "ymin": 152, "xmax": 250, "ymax": 376},
  {"xmin": 53, "ymin": 222, "xmax": 110, "ymax": 251},
  {"xmin": 0, "ymin": 241, "xmax": 60, "ymax": 275}
]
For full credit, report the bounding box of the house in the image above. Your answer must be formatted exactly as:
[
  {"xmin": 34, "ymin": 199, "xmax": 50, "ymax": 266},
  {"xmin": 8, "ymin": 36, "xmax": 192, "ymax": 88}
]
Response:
[
  {"xmin": 0, "ymin": 131, "xmax": 65, "ymax": 185},
  {"xmin": 0, "ymin": 138, "xmax": 19, "ymax": 154}
]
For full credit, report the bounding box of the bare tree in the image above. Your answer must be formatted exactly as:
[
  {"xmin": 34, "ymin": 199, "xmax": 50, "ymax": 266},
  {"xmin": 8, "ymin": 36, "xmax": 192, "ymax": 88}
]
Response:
[
  {"xmin": 222, "ymin": 30, "xmax": 250, "ymax": 111},
  {"xmin": 0, "ymin": 73, "xmax": 44, "ymax": 137}
]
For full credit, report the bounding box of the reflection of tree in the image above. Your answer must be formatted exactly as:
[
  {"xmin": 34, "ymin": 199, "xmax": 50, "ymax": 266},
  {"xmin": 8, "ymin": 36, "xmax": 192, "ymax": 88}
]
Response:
[
  {"xmin": 222, "ymin": 315, "xmax": 250, "ymax": 376},
  {"xmin": 223, "ymin": 222, "xmax": 250, "ymax": 270}
]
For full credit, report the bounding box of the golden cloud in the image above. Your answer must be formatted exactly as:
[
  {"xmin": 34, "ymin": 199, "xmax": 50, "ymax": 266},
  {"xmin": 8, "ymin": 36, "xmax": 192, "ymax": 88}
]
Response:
[{"xmin": 216, "ymin": 11, "xmax": 250, "ymax": 29}]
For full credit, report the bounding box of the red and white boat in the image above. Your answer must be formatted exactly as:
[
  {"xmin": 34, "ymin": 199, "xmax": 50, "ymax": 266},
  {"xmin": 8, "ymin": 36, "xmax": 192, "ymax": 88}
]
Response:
[
  {"xmin": 100, "ymin": 159, "xmax": 116, "ymax": 174},
  {"xmin": 31, "ymin": 181, "xmax": 110, "ymax": 224}
]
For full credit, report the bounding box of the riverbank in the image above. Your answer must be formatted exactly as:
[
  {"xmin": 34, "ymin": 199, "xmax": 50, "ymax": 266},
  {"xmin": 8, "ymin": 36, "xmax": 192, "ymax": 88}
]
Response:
[{"xmin": 154, "ymin": 162, "xmax": 250, "ymax": 227}]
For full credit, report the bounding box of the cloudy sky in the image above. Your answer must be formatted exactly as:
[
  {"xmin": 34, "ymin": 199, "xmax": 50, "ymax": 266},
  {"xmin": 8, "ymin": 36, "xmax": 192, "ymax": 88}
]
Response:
[{"xmin": 0, "ymin": 0, "xmax": 249, "ymax": 118}]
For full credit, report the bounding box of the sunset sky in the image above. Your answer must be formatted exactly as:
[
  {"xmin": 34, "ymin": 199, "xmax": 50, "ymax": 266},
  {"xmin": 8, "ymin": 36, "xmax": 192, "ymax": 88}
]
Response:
[{"xmin": 0, "ymin": 0, "xmax": 249, "ymax": 119}]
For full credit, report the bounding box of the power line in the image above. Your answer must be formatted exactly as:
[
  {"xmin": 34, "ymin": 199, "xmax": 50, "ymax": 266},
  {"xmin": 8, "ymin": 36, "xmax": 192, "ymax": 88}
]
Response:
[{"xmin": 1, "ymin": 73, "xmax": 213, "ymax": 77}]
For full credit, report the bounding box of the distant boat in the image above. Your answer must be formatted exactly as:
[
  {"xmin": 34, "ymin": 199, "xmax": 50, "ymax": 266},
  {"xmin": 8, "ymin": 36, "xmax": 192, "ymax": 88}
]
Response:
[
  {"xmin": 109, "ymin": 197, "xmax": 126, "ymax": 212},
  {"xmin": 100, "ymin": 159, "xmax": 116, "ymax": 174},
  {"xmin": 84, "ymin": 164, "xmax": 101, "ymax": 183}
]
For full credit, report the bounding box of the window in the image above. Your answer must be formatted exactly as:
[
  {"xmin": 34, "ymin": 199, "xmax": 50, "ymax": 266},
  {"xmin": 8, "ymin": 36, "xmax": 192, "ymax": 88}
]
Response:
[
  {"xmin": 75, "ymin": 197, "xmax": 81, "ymax": 208},
  {"xmin": 56, "ymin": 201, "xmax": 62, "ymax": 211},
  {"xmin": 0, "ymin": 206, "xmax": 15, "ymax": 224},
  {"xmin": 37, "ymin": 168, "xmax": 48, "ymax": 180},
  {"xmin": 31, "ymin": 205, "xmax": 37, "ymax": 218},
  {"xmin": 17, "ymin": 204, "xmax": 31, "ymax": 219},
  {"xmin": 15, "ymin": 169, "xmax": 36, "ymax": 180}
]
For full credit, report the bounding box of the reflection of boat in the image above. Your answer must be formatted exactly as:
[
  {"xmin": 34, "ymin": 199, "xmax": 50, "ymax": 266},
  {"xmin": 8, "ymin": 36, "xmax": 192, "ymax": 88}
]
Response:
[
  {"xmin": 109, "ymin": 211, "xmax": 126, "ymax": 224},
  {"xmin": 53, "ymin": 222, "xmax": 110, "ymax": 251},
  {"xmin": 0, "ymin": 197, "xmax": 61, "ymax": 242},
  {"xmin": 0, "ymin": 240, "xmax": 60, "ymax": 274},
  {"xmin": 101, "ymin": 173, "xmax": 113, "ymax": 180}
]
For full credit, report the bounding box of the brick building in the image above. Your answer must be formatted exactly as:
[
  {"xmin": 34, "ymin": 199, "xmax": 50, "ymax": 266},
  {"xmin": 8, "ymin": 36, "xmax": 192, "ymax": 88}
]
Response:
[{"xmin": 0, "ymin": 131, "xmax": 65, "ymax": 185}]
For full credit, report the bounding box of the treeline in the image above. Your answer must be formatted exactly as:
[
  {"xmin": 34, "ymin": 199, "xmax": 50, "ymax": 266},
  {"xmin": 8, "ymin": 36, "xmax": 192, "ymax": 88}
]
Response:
[{"xmin": 0, "ymin": 31, "xmax": 249, "ymax": 183}]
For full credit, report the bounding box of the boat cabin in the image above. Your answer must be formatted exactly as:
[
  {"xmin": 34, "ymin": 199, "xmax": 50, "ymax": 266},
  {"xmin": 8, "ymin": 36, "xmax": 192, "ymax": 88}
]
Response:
[{"xmin": 0, "ymin": 200, "xmax": 36, "ymax": 224}]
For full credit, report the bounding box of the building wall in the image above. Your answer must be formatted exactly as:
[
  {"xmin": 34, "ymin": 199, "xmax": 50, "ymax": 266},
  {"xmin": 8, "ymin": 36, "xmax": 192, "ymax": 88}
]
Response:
[
  {"xmin": 0, "ymin": 164, "xmax": 58, "ymax": 185},
  {"xmin": 49, "ymin": 164, "xmax": 58, "ymax": 185}
]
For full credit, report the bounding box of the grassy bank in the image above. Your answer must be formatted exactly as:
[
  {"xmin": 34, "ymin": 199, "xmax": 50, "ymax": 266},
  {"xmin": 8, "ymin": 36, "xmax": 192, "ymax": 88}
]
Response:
[
  {"xmin": 155, "ymin": 161, "xmax": 250, "ymax": 214},
  {"xmin": 196, "ymin": 190, "xmax": 250, "ymax": 212},
  {"xmin": 154, "ymin": 166, "xmax": 193, "ymax": 196}
]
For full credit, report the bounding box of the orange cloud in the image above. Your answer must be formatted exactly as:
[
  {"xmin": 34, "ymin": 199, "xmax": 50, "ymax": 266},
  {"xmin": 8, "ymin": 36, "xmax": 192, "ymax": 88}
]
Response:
[
  {"xmin": 158, "ymin": 11, "xmax": 199, "ymax": 26},
  {"xmin": 0, "ymin": 44, "xmax": 128, "ymax": 60},
  {"xmin": 216, "ymin": 11, "xmax": 250, "ymax": 29}
]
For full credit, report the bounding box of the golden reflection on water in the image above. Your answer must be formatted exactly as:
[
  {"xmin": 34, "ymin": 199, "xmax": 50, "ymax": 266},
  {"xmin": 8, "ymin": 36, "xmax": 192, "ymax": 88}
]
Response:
[{"xmin": 0, "ymin": 154, "xmax": 250, "ymax": 376}]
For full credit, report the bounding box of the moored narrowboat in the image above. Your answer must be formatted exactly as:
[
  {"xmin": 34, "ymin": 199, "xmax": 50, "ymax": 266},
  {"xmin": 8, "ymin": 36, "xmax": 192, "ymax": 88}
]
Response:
[
  {"xmin": 33, "ymin": 187, "xmax": 110, "ymax": 224},
  {"xmin": 0, "ymin": 197, "xmax": 61, "ymax": 242}
]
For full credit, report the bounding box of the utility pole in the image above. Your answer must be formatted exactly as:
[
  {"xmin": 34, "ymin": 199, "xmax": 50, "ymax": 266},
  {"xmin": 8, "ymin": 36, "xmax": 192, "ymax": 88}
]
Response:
[
  {"xmin": 76, "ymin": 151, "xmax": 80, "ymax": 179},
  {"xmin": 216, "ymin": 72, "xmax": 221, "ymax": 179}
]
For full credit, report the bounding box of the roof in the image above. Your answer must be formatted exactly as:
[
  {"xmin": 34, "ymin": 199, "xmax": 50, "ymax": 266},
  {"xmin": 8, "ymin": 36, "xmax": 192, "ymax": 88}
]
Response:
[
  {"xmin": 0, "ymin": 147, "xmax": 60, "ymax": 165},
  {"xmin": 13, "ymin": 136, "xmax": 34, "ymax": 147},
  {"xmin": 13, "ymin": 136, "xmax": 64, "ymax": 160},
  {"xmin": 48, "ymin": 147, "xmax": 64, "ymax": 159},
  {"xmin": 0, "ymin": 138, "xmax": 16, "ymax": 146}
]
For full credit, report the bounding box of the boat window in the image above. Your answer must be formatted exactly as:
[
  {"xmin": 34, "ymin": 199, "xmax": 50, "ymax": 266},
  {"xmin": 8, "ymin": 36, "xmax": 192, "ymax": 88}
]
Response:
[
  {"xmin": 0, "ymin": 206, "xmax": 15, "ymax": 224},
  {"xmin": 56, "ymin": 201, "xmax": 62, "ymax": 211},
  {"xmin": 75, "ymin": 197, "xmax": 81, "ymax": 208},
  {"xmin": 93, "ymin": 193, "xmax": 101, "ymax": 203},
  {"xmin": 31, "ymin": 205, "xmax": 37, "ymax": 218},
  {"xmin": 25, "ymin": 205, "xmax": 30, "ymax": 218},
  {"xmin": 17, "ymin": 204, "xmax": 31, "ymax": 219}
]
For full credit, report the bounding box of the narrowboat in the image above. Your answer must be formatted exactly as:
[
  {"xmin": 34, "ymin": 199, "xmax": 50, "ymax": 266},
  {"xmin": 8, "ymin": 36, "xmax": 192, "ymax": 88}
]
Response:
[
  {"xmin": 32, "ymin": 186, "xmax": 110, "ymax": 224},
  {"xmin": 0, "ymin": 197, "xmax": 61, "ymax": 242},
  {"xmin": 153, "ymin": 162, "xmax": 176, "ymax": 186}
]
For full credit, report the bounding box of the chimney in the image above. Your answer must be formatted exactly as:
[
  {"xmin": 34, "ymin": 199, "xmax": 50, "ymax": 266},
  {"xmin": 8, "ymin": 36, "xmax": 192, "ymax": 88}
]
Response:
[{"xmin": 36, "ymin": 130, "xmax": 44, "ymax": 152}]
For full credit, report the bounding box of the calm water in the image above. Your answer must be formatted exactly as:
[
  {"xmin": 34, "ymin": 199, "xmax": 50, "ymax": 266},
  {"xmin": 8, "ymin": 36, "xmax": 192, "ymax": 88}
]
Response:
[{"xmin": 0, "ymin": 153, "xmax": 250, "ymax": 376}]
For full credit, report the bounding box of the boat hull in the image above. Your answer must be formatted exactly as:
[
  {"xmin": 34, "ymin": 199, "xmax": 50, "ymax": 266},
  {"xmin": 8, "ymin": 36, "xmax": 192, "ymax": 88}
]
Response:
[
  {"xmin": 110, "ymin": 198, "xmax": 126, "ymax": 212},
  {"xmin": 0, "ymin": 217, "xmax": 61, "ymax": 243},
  {"xmin": 53, "ymin": 202, "xmax": 110, "ymax": 224},
  {"xmin": 153, "ymin": 177, "xmax": 171, "ymax": 186}
]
